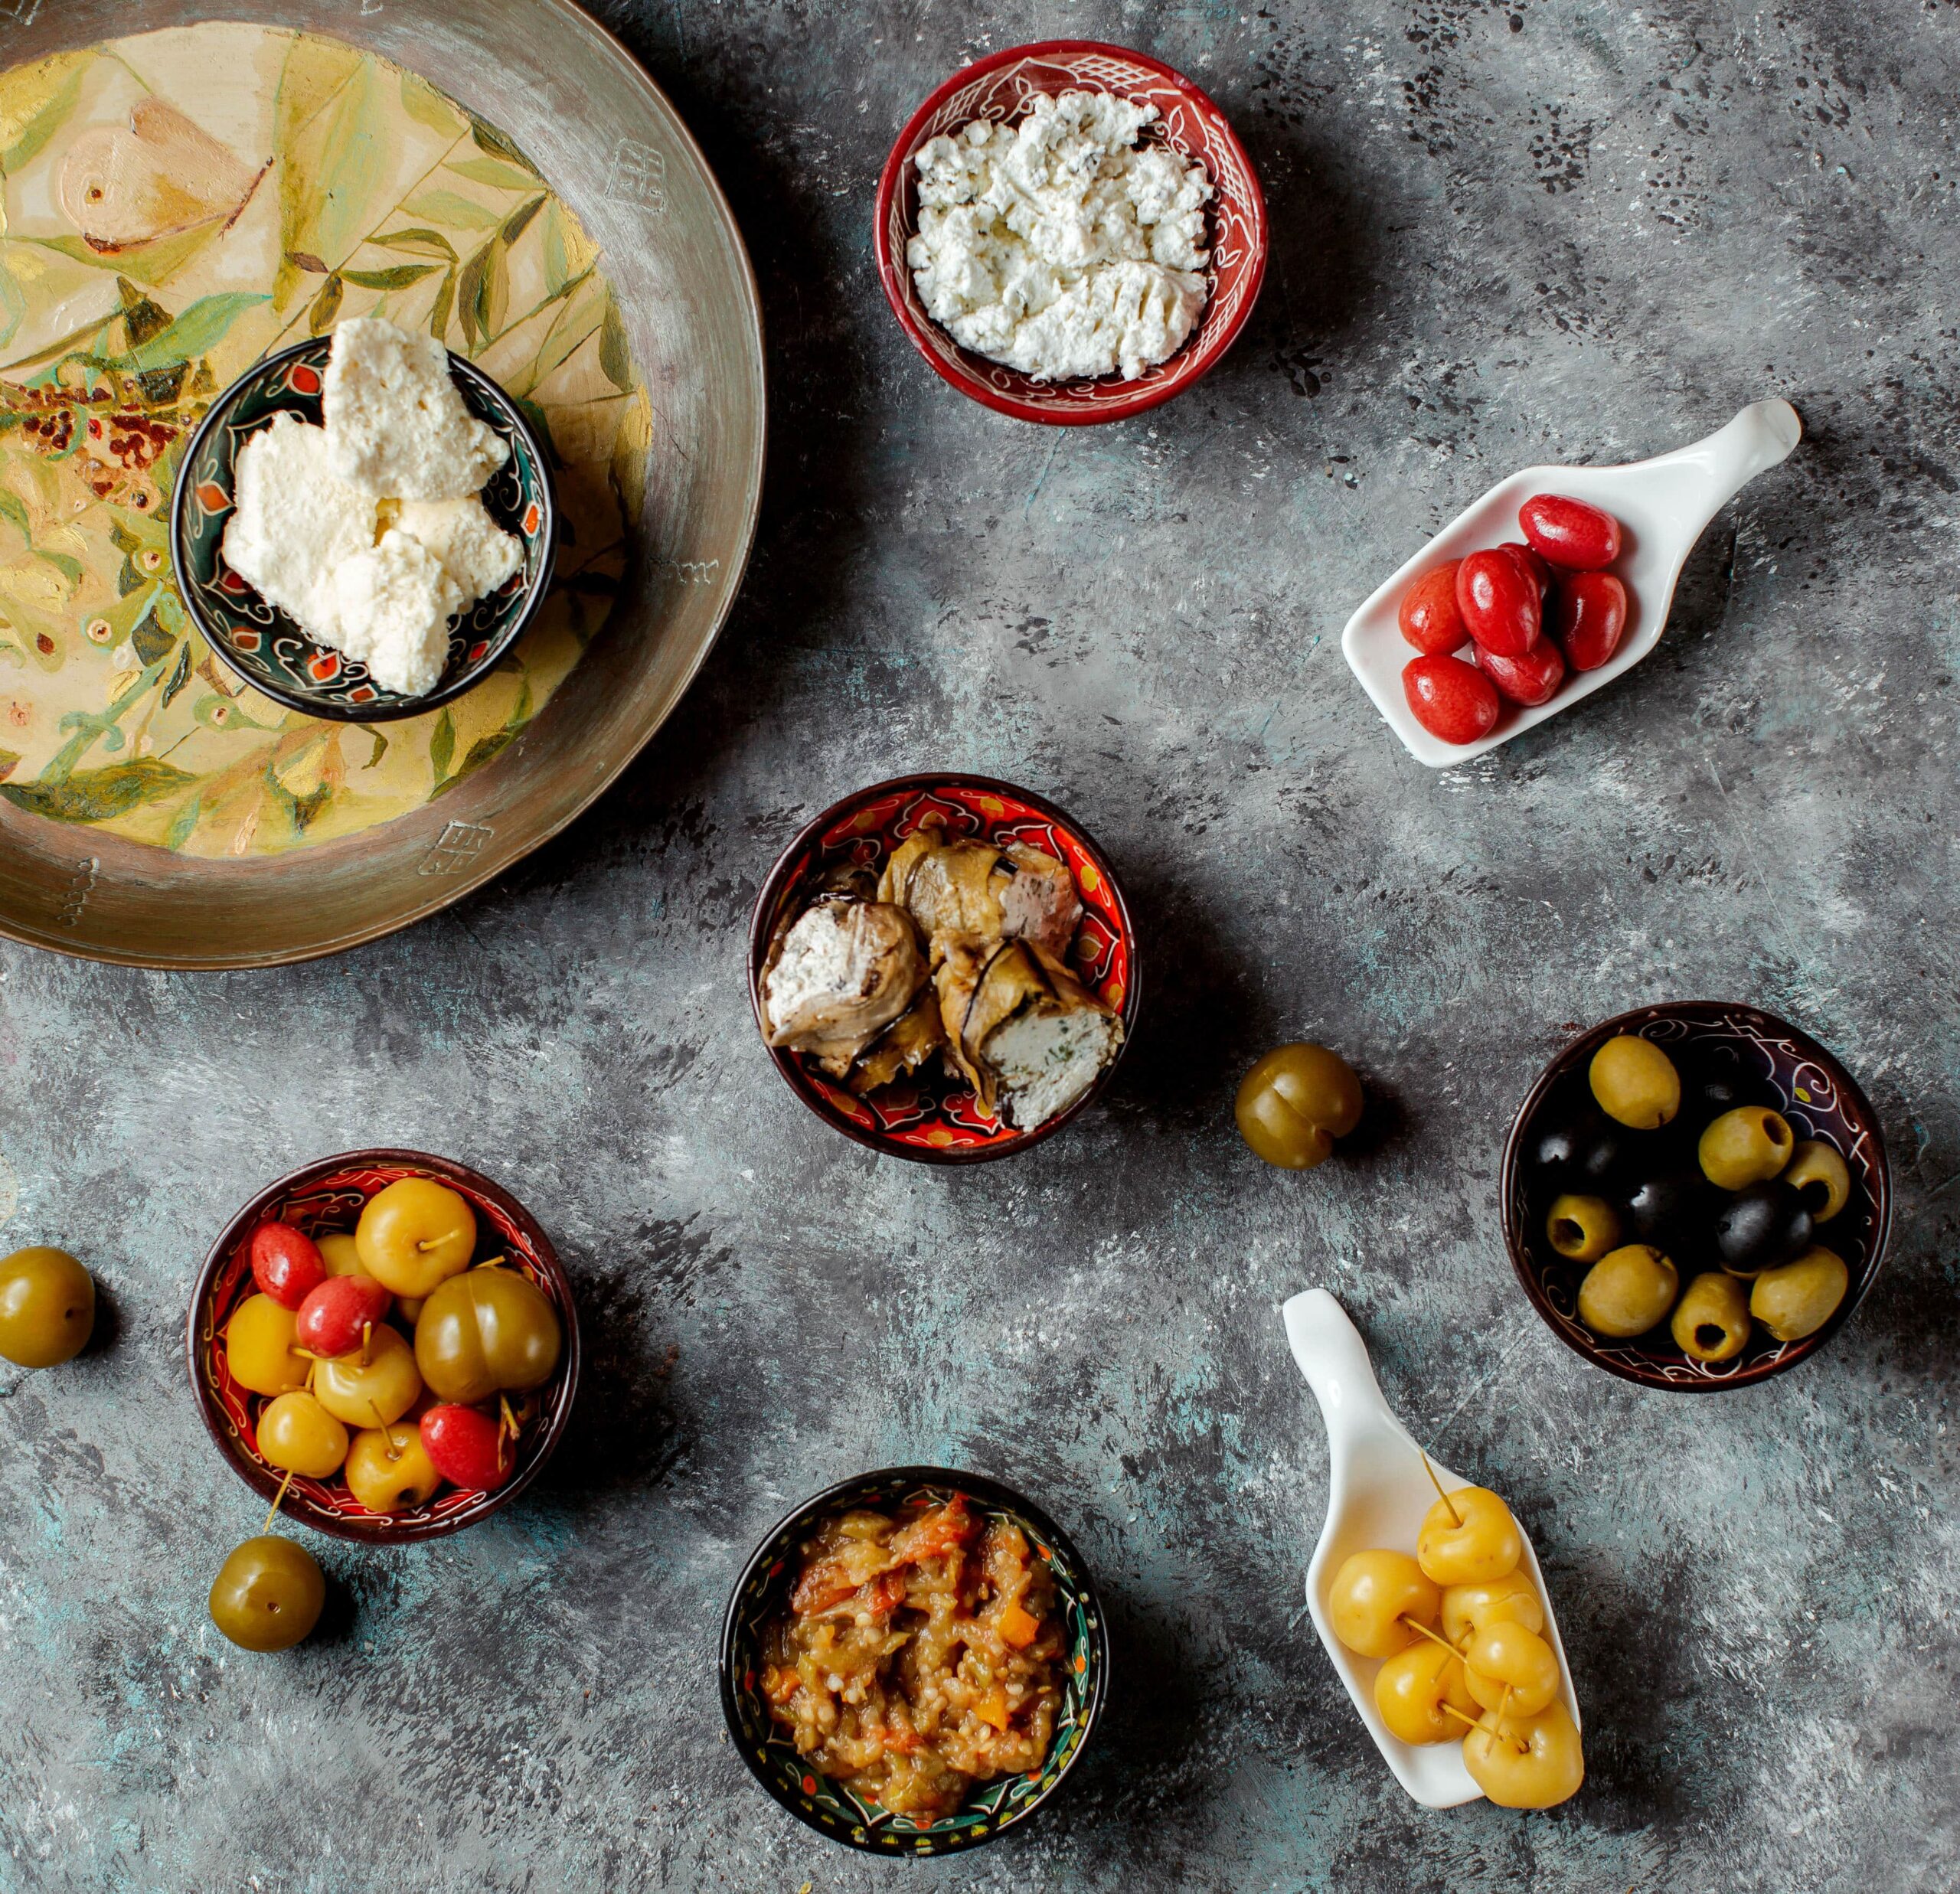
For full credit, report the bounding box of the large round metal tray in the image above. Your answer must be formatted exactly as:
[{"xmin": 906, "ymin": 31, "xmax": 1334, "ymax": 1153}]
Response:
[{"xmin": 0, "ymin": 0, "xmax": 763, "ymax": 966}]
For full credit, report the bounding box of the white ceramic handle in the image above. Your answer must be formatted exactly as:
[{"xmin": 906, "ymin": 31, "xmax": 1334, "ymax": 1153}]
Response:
[
  {"xmin": 1283, "ymin": 1289, "xmax": 1412, "ymax": 1461},
  {"xmin": 1629, "ymin": 397, "xmax": 1802, "ymax": 527}
]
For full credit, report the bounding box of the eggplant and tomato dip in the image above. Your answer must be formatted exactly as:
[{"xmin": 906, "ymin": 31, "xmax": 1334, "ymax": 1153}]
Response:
[{"xmin": 758, "ymin": 1494, "xmax": 1064, "ymax": 1819}]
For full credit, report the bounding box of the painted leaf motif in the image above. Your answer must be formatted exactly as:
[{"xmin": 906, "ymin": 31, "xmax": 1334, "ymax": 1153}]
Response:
[
  {"xmin": 130, "ymin": 599, "xmax": 175, "ymax": 666},
  {"xmin": 116, "ymin": 292, "xmax": 270, "ymax": 370},
  {"xmin": 432, "ymin": 729, "xmax": 511, "ymax": 798},
  {"xmin": 599, "ymin": 295, "xmax": 634, "ymax": 391},
  {"xmin": 298, "ymin": 58, "xmax": 384, "ymax": 271},
  {"xmin": 373, "ymin": 227, "xmax": 457, "ymax": 261},
  {"xmin": 164, "ymin": 792, "xmax": 202, "ymax": 850},
  {"xmin": 0, "ymin": 256, "xmax": 24, "ymax": 353},
  {"xmin": 428, "ymin": 707, "xmax": 456, "ymax": 780},
  {"xmin": 342, "ymin": 263, "xmax": 439, "ymax": 291},
  {"xmin": 542, "ymin": 205, "xmax": 570, "ymax": 297},
  {"xmin": 22, "ymin": 224, "xmax": 227, "ymax": 289},
  {"xmin": 308, "ymin": 274, "xmax": 345, "ymax": 336},
  {"xmin": 0, "ymin": 57, "xmax": 86, "ymax": 176},
  {"xmin": 428, "ymin": 269, "xmax": 456, "ymax": 342},
  {"xmin": 403, "ymin": 189, "xmax": 498, "ymax": 231},
  {"xmin": 469, "ymin": 119, "xmax": 536, "ymax": 171},
  {"xmin": 0, "ymin": 749, "xmax": 18, "ymax": 781},
  {"xmin": 501, "ymin": 197, "xmax": 545, "ymax": 247},
  {"xmin": 449, "ymin": 156, "xmax": 535, "ymax": 193},
  {"xmin": 273, "ymin": 36, "xmax": 365, "ymax": 309},
  {"xmin": 0, "ymin": 759, "xmax": 195, "ymax": 823},
  {"xmin": 400, "ymin": 70, "xmax": 466, "ymax": 139},
  {"xmin": 161, "ymin": 641, "xmax": 192, "ymax": 707}
]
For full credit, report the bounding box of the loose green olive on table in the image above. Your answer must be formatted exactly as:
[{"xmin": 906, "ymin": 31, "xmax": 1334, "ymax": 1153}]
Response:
[
  {"xmin": 1531, "ymin": 1034, "xmax": 1854, "ymax": 1357},
  {"xmin": 1235, "ymin": 1043, "xmax": 1364, "ymax": 1169},
  {"xmin": 0, "ymin": 1246, "xmax": 95, "ymax": 1369}
]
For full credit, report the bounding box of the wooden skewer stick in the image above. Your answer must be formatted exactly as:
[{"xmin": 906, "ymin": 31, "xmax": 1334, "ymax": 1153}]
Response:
[
  {"xmin": 1422, "ymin": 1452, "xmax": 1463, "ymax": 1527},
  {"xmin": 262, "ymin": 1468, "xmax": 296, "ymax": 1534}
]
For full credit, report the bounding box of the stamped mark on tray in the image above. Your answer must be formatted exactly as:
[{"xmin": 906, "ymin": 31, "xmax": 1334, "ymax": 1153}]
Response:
[
  {"xmin": 664, "ymin": 557, "xmax": 723, "ymax": 586},
  {"xmin": 604, "ymin": 138, "xmax": 667, "ymax": 212},
  {"xmin": 419, "ymin": 822, "xmax": 495, "ymax": 877},
  {"xmin": 57, "ymin": 857, "xmax": 99, "ymax": 929}
]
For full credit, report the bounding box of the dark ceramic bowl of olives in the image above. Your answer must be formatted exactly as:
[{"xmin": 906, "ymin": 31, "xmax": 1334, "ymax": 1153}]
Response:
[
  {"xmin": 188, "ymin": 1150, "xmax": 580, "ymax": 1543},
  {"xmin": 1501, "ymin": 1004, "xmax": 1890, "ymax": 1391}
]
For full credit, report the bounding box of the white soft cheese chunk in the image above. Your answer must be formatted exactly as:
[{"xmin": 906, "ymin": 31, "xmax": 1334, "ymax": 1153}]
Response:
[
  {"xmin": 331, "ymin": 528, "xmax": 462, "ymax": 697},
  {"xmin": 220, "ymin": 413, "xmax": 377, "ymax": 637},
  {"xmin": 394, "ymin": 497, "xmax": 523, "ymax": 606},
  {"xmin": 988, "ymin": 1004, "xmax": 1119, "ymax": 1131},
  {"xmin": 322, "ymin": 315, "xmax": 508, "ymax": 499},
  {"xmin": 906, "ymin": 90, "xmax": 1213, "ymax": 381}
]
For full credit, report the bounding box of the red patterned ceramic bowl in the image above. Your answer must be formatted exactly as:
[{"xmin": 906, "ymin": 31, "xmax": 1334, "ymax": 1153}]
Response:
[
  {"xmin": 1502, "ymin": 1004, "xmax": 1890, "ymax": 1393},
  {"xmin": 875, "ymin": 41, "xmax": 1266, "ymax": 424},
  {"xmin": 749, "ymin": 775, "xmax": 1139, "ymax": 1163},
  {"xmin": 188, "ymin": 1150, "xmax": 580, "ymax": 1543}
]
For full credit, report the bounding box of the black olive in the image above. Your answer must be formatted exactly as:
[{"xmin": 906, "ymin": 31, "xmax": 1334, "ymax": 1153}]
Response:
[
  {"xmin": 1528, "ymin": 1107, "xmax": 1603, "ymax": 1185},
  {"xmin": 1714, "ymin": 1180, "xmax": 1815, "ymax": 1276},
  {"xmin": 1574, "ymin": 1122, "xmax": 1639, "ymax": 1192},
  {"xmin": 1626, "ymin": 1170, "xmax": 1718, "ymax": 1254}
]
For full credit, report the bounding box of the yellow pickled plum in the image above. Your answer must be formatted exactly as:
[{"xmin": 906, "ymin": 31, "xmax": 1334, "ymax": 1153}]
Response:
[
  {"xmin": 1462, "ymin": 1700, "xmax": 1585, "ymax": 1809},
  {"xmin": 256, "ymin": 1390, "xmax": 349, "ymax": 1479},
  {"xmin": 1462, "ymin": 1620, "xmax": 1561, "ymax": 1717},
  {"xmin": 317, "ymin": 1233, "xmax": 364, "ymax": 1275},
  {"xmin": 1417, "ymin": 1487, "xmax": 1521, "ymax": 1586},
  {"xmin": 1442, "ymin": 1572, "xmax": 1544, "ymax": 1649},
  {"xmin": 345, "ymin": 1424, "xmax": 443, "ymax": 1513},
  {"xmin": 354, "ymin": 1179, "xmax": 475, "ymax": 1298},
  {"xmin": 1374, "ymin": 1639, "xmax": 1478, "ymax": 1746},
  {"xmin": 1327, "ymin": 1549, "xmax": 1441, "ymax": 1658},
  {"xmin": 224, "ymin": 1293, "xmax": 311, "ymax": 1396},
  {"xmin": 312, "ymin": 1321, "xmax": 421, "ymax": 1429}
]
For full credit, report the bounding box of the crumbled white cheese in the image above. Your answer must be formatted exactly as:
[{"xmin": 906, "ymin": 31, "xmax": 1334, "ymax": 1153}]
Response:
[
  {"xmin": 907, "ymin": 90, "xmax": 1212, "ymax": 382},
  {"xmin": 220, "ymin": 414, "xmax": 377, "ymax": 638},
  {"xmin": 763, "ymin": 898, "xmax": 923, "ymax": 1068},
  {"xmin": 331, "ymin": 529, "xmax": 462, "ymax": 697},
  {"xmin": 395, "ymin": 497, "xmax": 523, "ymax": 601},
  {"xmin": 988, "ymin": 1003, "xmax": 1120, "ymax": 1130},
  {"xmin": 322, "ymin": 315, "xmax": 508, "ymax": 500}
]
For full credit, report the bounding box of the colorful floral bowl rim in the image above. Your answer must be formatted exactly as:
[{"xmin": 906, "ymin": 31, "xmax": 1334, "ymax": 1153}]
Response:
[
  {"xmin": 169, "ymin": 338, "xmax": 557, "ymax": 724},
  {"xmin": 1501, "ymin": 1002, "xmax": 1892, "ymax": 1393},
  {"xmin": 747, "ymin": 772, "xmax": 1142, "ymax": 1165},
  {"xmin": 718, "ymin": 1465, "xmax": 1110, "ymax": 1855},
  {"xmin": 874, "ymin": 40, "xmax": 1268, "ymax": 426},
  {"xmin": 187, "ymin": 1148, "xmax": 581, "ymax": 1543}
]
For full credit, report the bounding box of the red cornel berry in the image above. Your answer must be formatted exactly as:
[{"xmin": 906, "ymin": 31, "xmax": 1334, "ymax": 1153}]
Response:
[
  {"xmin": 1403, "ymin": 653, "xmax": 1501, "ymax": 745},
  {"xmin": 1551, "ymin": 570, "xmax": 1630, "ymax": 671},
  {"xmin": 1519, "ymin": 494, "xmax": 1622, "ymax": 570},
  {"xmin": 1478, "ymin": 635, "xmax": 1567, "ymax": 707},
  {"xmin": 1455, "ymin": 549, "xmax": 1541, "ymax": 658},
  {"xmin": 1396, "ymin": 561, "xmax": 1468, "ymax": 654}
]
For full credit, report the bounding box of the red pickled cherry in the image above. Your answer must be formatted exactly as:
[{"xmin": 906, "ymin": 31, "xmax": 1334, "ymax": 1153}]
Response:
[
  {"xmin": 250, "ymin": 1223, "xmax": 327, "ymax": 1311},
  {"xmin": 1397, "ymin": 562, "xmax": 1468, "ymax": 655},
  {"xmin": 1455, "ymin": 549, "xmax": 1541, "ymax": 658},
  {"xmin": 1518, "ymin": 494, "xmax": 1622, "ymax": 570},
  {"xmin": 1403, "ymin": 653, "xmax": 1501, "ymax": 746},
  {"xmin": 294, "ymin": 1274, "xmax": 391, "ymax": 1357},
  {"xmin": 1552, "ymin": 570, "xmax": 1630, "ymax": 671},
  {"xmin": 420, "ymin": 1403, "xmax": 513, "ymax": 1491},
  {"xmin": 1478, "ymin": 635, "xmax": 1567, "ymax": 707},
  {"xmin": 1499, "ymin": 540, "xmax": 1551, "ymax": 599}
]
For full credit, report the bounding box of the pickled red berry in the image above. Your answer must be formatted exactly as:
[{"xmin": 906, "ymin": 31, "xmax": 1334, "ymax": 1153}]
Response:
[
  {"xmin": 1403, "ymin": 653, "xmax": 1501, "ymax": 746},
  {"xmin": 1455, "ymin": 549, "xmax": 1542, "ymax": 658},
  {"xmin": 294, "ymin": 1273, "xmax": 390, "ymax": 1357},
  {"xmin": 1477, "ymin": 635, "xmax": 1566, "ymax": 707},
  {"xmin": 420, "ymin": 1403, "xmax": 514, "ymax": 1491},
  {"xmin": 1499, "ymin": 540, "xmax": 1551, "ymax": 599},
  {"xmin": 1551, "ymin": 571, "xmax": 1628, "ymax": 671},
  {"xmin": 1397, "ymin": 562, "xmax": 1468, "ymax": 655},
  {"xmin": 250, "ymin": 1223, "xmax": 327, "ymax": 1311},
  {"xmin": 1519, "ymin": 494, "xmax": 1622, "ymax": 570}
]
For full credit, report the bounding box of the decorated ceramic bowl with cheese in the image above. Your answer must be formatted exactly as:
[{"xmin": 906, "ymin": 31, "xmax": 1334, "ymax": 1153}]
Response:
[
  {"xmin": 749, "ymin": 774, "xmax": 1140, "ymax": 1163},
  {"xmin": 171, "ymin": 326, "xmax": 556, "ymax": 723}
]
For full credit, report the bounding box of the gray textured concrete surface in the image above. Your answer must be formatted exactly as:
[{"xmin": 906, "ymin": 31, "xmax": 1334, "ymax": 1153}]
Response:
[{"xmin": 3, "ymin": 0, "xmax": 1958, "ymax": 1889}]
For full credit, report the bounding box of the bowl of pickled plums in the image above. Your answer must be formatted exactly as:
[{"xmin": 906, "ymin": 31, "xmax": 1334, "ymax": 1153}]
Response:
[
  {"xmin": 720, "ymin": 1467, "xmax": 1109, "ymax": 1853},
  {"xmin": 189, "ymin": 1151, "xmax": 580, "ymax": 1540},
  {"xmin": 1502, "ymin": 1004, "xmax": 1890, "ymax": 1390}
]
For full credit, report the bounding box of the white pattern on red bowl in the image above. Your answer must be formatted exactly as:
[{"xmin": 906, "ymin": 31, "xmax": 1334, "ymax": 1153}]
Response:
[{"xmin": 875, "ymin": 41, "xmax": 1267, "ymax": 424}]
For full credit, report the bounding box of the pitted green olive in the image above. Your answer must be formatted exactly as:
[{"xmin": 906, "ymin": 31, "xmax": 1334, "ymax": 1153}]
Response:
[
  {"xmin": 1577, "ymin": 1244, "xmax": 1678, "ymax": 1338},
  {"xmin": 1545, "ymin": 1194, "xmax": 1620, "ymax": 1263},
  {"xmin": 1784, "ymin": 1141, "xmax": 1850, "ymax": 1223},
  {"xmin": 1234, "ymin": 1043, "xmax": 1363, "ymax": 1170},
  {"xmin": 1671, "ymin": 1272, "xmax": 1750, "ymax": 1363},
  {"xmin": 1588, "ymin": 1035, "xmax": 1681, "ymax": 1131},
  {"xmin": 1699, "ymin": 1106, "xmax": 1794, "ymax": 1190},
  {"xmin": 1750, "ymin": 1248, "xmax": 1849, "ymax": 1342}
]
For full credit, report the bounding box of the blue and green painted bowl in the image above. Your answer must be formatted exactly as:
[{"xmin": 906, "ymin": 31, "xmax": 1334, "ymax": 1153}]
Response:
[
  {"xmin": 720, "ymin": 1466, "xmax": 1109, "ymax": 1854},
  {"xmin": 168, "ymin": 336, "xmax": 556, "ymax": 723}
]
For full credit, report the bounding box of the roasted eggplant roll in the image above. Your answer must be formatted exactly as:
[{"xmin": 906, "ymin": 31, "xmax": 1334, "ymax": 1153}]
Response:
[
  {"xmin": 761, "ymin": 896, "xmax": 926, "ymax": 1077},
  {"xmin": 879, "ymin": 824, "xmax": 1082, "ymax": 962}
]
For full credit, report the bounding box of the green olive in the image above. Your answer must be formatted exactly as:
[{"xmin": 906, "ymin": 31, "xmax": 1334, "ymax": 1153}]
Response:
[
  {"xmin": 208, "ymin": 1535, "xmax": 325, "ymax": 1651},
  {"xmin": 1577, "ymin": 1244, "xmax": 1678, "ymax": 1338},
  {"xmin": 0, "ymin": 1247, "xmax": 94, "ymax": 1368},
  {"xmin": 1699, "ymin": 1106, "xmax": 1794, "ymax": 1190},
  {"xmin": 1784, "ymin": 1141, "xmax": 1850, "ymax": 1223},
  {"xmin": 1750, "ymin": 1247, "xmax": 1848, "ymax": 1342},
  {"xmin": 1671, "ymin": 1272, "xmax": 1751, "ymax": 1363},
  {"xmin": 1588, "ymin": 1035, "xmax": 1681, "ymax": 1131},
  {"xmin": 1545, "ymin": 1194, "xmax": 1620, "ymax": 1263},
  {"xmin": 413, "ymin": 1265, "xmax": 561, "ymax": 1405},
  {"xmin": 1234, "ymin": 1043, "xmax": 1364, "ymax": 1170}
]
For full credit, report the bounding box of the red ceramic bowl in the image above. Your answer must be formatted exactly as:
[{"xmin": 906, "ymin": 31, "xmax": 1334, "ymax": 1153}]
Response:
[
  {"xmin": 188, "ymin": 1150, "xmax": 580, "ymax": 1542},
  {"xmin": 749, "ymin": 774, "xmax": 1139, "ymax": 1163},
  {"xmin": 1502, "ymin": 1003, "xmax": 1890, "ymax": 1392},
  {"xmin": 875, "ymin": 41, "xmax": 1267, "ymax": 423}
]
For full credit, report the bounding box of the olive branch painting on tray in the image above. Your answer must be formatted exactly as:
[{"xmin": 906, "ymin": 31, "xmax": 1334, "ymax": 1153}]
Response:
[{"xmin": 0, "ymin": 24, "xmax": 651, "ymax": 857}]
